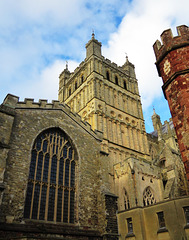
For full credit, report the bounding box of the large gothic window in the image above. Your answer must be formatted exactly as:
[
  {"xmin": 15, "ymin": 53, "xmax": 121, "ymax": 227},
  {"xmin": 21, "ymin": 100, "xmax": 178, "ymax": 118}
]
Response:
[
  {"xmin": 24, "ymin": 128, "xmax": 76, "ymax": 223},
  {"xmin": 143, "ymin": 186, "xmax": 156, "ymax": 206}
]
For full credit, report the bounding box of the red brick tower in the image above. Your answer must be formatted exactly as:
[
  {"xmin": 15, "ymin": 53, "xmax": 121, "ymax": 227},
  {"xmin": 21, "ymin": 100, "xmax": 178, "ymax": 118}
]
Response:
[{"xmin": 153, "ymin": 25, "xmax": 189, "ymax": 180}]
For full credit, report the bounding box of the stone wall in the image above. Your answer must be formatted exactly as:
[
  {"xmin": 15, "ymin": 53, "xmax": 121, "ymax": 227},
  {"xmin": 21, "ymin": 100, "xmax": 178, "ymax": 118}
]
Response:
[
  {"xmin": 0, "ymin": 94, "xmax": 117, "ymax": 238},
  {"xmin": 0, "ymin": 94, "xmax": 18, "ymax": 205},
  {"xmin": 117, "ymin": 196, "xmax": 189, "ymax": 240}
]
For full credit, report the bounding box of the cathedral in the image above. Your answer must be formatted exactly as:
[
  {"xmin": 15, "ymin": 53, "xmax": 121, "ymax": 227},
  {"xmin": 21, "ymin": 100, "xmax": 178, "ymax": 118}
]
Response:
[{"xmin": 0, "ymin": 26, "xmax": 189, "ymax": 240}]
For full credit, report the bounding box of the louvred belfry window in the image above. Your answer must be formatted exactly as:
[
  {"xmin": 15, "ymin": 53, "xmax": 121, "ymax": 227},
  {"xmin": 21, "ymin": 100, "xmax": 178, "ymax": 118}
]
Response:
[{"xmin": 24, "ymin": 128, "xmax": 76, "ymax": 223}]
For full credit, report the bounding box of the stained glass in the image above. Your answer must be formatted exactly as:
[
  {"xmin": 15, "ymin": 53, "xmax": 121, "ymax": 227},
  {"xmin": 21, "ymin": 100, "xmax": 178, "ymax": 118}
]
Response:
[{"xmin": 24, "ymin": 128, "xmax": 76, "ymax": 223}]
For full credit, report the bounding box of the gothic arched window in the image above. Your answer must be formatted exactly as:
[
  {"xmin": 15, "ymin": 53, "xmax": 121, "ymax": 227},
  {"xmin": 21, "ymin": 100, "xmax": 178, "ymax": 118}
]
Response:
[
  {"xmin": 81, "ymin": 75, "xmax": 84, "ymax": 84},
  {"xmin": 115, "ymin": 76, "xmax": 118, "ymax": 85},
  {"xmin": 106, "ymin": 71, "xmax": 110, "ymax": 80},
  {"xmin": 143, "ymin": 186, "xmax": 156, "ymax": 206},
  {"xmin": 123, "ymin": 80, "xmax": 127, "ymax": 90},
  {"xmin": 68, "ymin": 88, "xmax": 71, "ymax": 97},
  {"xmin": 75, "ymin": 81, "xmax": 78, "ymax": 90},
  {"xmin": 24, "ymin": 128, "xmax": 76, "ymax": 223},
  {"xmin": 124, "ymin": 189, "xmax": 130, "ymax": 210}
]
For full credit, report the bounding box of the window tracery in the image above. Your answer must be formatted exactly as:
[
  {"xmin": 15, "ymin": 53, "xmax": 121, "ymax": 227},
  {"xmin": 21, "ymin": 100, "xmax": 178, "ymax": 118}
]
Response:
[
  {"xmin": 24, "ymin": 128, "xmax": 76, "ymax": 223},
  {"xmin": 143, "ymin": 186, "xmax": 156, "ymax": 206}
]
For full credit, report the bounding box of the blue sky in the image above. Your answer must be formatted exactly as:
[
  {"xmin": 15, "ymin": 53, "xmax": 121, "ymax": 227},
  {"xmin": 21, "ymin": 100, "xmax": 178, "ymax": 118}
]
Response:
[{"xmin": 0, "ymin": 0, "xmax": 188, "ymax": 132}]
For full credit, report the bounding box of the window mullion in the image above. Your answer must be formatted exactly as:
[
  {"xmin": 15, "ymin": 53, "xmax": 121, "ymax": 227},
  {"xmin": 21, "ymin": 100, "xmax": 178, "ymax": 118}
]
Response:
[
  {"xmin": 30, "ymin": 182, "xmax": 36, "ymax": 219},
  {"xmin": 60, "ymin": 136, "xmax": 65, "ymax": 223},
  {"xmin": 45, "ymin": 135, "xmax": 53, "ymax": 220},
  {"xmin": 61, "ymin": 187, "xmax": 64, "ymax": 222},
  {"xmin": 30, "ymin": 151, "xmax": 39, "ymax": 219},
  {"xmin": 62, "ymin": 155, "xmax": 66, "ymax": 221},
  {"xmin": 37, "ymin": 150, "xmax": 46, "ymax": 220},
  {"xmin": 54, "ymin": 133, "xmax": 59, "ymax": 222},
  {"xmin": 68, "ymin": 160, "xmax": 72, "ymax": 223}
]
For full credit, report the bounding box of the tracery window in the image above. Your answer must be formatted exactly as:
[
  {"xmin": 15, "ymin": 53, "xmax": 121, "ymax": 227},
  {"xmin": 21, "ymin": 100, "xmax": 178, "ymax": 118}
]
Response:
[
  {"xmin": 143, "ymin": 186, "xmax": 156, "ymax": 206},
  {"xmin": 124, "ymin": 189, "xmax": 130, "ymax": 210},
  {"xmin": 24, "ymin": 128, "xmax": 76, "ymax": 223}
]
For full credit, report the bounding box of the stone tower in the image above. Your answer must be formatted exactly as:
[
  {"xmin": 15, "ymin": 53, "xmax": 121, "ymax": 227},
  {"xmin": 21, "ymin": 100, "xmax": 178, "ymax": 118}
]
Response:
[
  {"xmin": 153, "ymin": 25, "xmax": 189, "ymax": 180},
  {"xmin": 58, "ymin": 34, "xmax": 151, "ymax": 206},
  {"xmin": 58, "ymin": 34, "xmax": 150, "ymax": 158}
]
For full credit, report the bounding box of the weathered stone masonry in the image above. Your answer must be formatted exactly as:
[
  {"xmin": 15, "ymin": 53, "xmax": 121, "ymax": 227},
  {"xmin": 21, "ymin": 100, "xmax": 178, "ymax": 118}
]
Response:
[
  {"xmin": 0, "ymin": 94, "xmax": 119, "ymax": 239},
  {"xmin": 0, "ymin": 32, "xmax": 188, "ymax": 240}
]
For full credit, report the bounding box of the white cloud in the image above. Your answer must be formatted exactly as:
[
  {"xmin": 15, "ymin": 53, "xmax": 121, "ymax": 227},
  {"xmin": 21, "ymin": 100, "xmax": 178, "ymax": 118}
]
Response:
[
  {"xmin": 5, "ymin": 60, "xmax": 79, "ymax": 103},
  {"xmin": 0, "ymin": 0, "xmax": 130, "ymax": 101},
  {"xmin": 0, "ymin": 0, "xmax": 188, "ymax": 131},
  {"xmin": 103, "ymin": 0, "xmax": 189, "ymax": 111}
]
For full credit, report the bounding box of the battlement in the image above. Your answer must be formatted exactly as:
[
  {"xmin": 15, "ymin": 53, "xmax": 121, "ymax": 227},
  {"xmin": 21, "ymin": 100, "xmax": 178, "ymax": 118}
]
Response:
[
  {"xmin": 153, "ymin": 25, "xmax": 189, "ymax": 63},
  {"xmin": 1, "ymin": 94, "xmax": 101, "ymax": 140}
]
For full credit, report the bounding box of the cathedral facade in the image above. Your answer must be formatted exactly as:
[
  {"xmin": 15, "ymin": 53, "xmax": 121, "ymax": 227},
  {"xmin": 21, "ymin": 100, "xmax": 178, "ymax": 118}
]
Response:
[{"xmin": 0, "ymin": 28, "xmax": 189, "ymax": 240}]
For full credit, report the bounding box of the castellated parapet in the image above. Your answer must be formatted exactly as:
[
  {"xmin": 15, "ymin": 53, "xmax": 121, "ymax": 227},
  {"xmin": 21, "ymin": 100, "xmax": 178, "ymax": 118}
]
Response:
[
  {"xmin": 153, "ymin": 25, "xmax": 189, "ymax": 181},
  {"xmin": 1, "ymin": 31, "xmax": 189, "ymax": 240},
  {"xmin": 1, "ymin": 94, "xmax": 103, "ymax": 141},
  {"xmin": 153, "ymin": 25, "xmax": 189, "ymax": 63}
]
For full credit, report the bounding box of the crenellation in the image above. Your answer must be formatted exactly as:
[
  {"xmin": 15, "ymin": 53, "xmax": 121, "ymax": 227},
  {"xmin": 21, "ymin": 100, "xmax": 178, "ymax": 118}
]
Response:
[
  {"xmin": 1, "ymin": 28, "xmax": 188, "ymax": 240},
  {"xmin": 24, "ymin": 98, "xmax": 34, "ymax": 106},
  {"xmin": 39, "ymin": 99, "xmax": 48, "ymax": 107},
  {"xmin": 79, "ymin": 61, "xmax": 85, "ymax": 67},
  {"xmin": 153, "ymin": 24, "xmax": 189, "ymax": 181},
  {"xmin": 2, "ymin": 94, "xmax": 19, "ymax": 108},
  {"xmin": 153, "ymin": 25, "xmax": 189, "ymax": 63},
  {"xmin": 52, "ymin": 100, "xmax": 60, "ymax": 108},
  {"xmin": 112, "ymin": 62, "xmax": 118, "ymax": 68},
  {"xmin": 160, "ymin": 28, "xmax": 173, "ymax": 45}
]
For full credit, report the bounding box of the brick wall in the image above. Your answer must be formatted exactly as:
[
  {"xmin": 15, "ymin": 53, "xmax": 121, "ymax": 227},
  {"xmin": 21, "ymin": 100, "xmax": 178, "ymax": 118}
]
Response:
[{"xmin": 153, "ymin": 25, "xmax": 189, "ymax": 180}]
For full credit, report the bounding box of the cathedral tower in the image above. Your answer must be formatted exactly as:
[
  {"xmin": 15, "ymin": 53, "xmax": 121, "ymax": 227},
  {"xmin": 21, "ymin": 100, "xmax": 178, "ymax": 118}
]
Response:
[
  {"xmin": 59, "ymin": 34, "xmax": 150, "ymax": 162},
  {"xmin": 58, "ymin": 34, "xmax": 152, "ymax": 208},
  {"xmin": 153, "ymin": 25, "xmax": 189, "ymax": 180}
]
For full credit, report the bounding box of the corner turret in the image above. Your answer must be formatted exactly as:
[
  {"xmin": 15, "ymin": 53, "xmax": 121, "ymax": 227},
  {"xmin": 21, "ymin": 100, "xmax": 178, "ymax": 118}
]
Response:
[
  {"xmin": 58, "ymin": 63, "xmax": 71, "ymax": 101},
  {"xmin": 151, "ymin": 109, "xmax": 163, "ymax": 141},
  {"xmin": 85, "ymin": 33, "xmax": 102, "ymax": 59},
  {"xmin": 151, "ymin": 109, "xmax": 162, "ymax": 132},
  {"xmin": 121, "ymin": 56, "xmax": 136, "ymax": 78}
]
